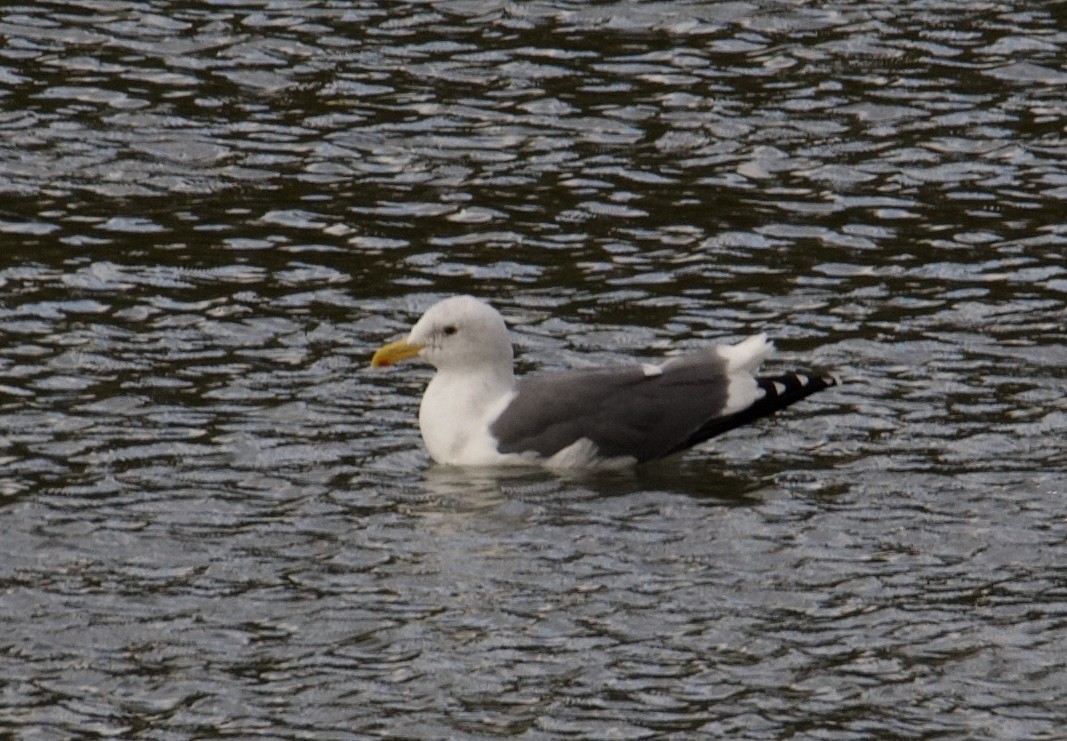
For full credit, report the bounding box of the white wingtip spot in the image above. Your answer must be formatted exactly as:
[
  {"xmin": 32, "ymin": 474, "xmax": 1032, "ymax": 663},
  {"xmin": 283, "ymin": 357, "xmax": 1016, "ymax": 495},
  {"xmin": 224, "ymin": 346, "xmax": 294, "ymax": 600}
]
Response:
[
  {"xmin": 772, "ymin": 381, "xmax": 787, "ymax": 395},
  {"xmin": 641, "ymin": 363, "xmax": 663, "ymax": 377}
]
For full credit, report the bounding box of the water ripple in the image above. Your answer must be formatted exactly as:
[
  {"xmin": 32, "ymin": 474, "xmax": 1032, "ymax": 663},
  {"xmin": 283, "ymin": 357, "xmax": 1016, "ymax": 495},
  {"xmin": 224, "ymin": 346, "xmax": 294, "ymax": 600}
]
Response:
[{"xmin": 2, "ymin": 0, "xmax": 1066, "ymax": 738}]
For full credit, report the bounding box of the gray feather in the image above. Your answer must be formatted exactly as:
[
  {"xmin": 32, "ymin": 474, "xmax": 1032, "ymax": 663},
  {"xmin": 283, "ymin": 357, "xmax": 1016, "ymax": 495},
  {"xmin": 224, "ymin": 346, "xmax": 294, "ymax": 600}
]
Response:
[{"xmin": 490, "ymin": 357, "xmax": 732, "ymax": 463}]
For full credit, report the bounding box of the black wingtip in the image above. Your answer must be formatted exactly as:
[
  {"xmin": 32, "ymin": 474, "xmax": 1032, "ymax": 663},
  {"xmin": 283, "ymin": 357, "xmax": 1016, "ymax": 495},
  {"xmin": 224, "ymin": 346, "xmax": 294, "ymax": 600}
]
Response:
[
  {"xmin": 738, "ymin": 371, "xmax": 839, "ymax": 428},
  {"xmin": 756, "ymin": 371, "xmax": 839, "ymax": 403},
  {"xmin": 673, "ymin": 370, "xmax": 838, "ymax": 455}
]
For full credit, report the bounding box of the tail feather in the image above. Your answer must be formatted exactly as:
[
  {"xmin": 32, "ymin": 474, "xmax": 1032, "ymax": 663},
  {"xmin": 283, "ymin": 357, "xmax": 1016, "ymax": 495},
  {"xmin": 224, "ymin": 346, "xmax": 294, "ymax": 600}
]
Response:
[{"xmin": 673, "ymin": 371, "xmax": 838, "ymax": 455}]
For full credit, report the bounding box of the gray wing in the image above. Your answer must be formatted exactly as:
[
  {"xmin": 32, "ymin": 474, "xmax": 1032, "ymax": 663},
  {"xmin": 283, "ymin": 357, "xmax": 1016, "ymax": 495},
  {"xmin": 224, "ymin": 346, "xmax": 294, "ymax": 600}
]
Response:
[
  {"xmin": 489, "ymin": 356, "xmax": 732, "ymax": 463},
  {"xmin": 489, "ymin": 355, "xmax": 838, "ymax": 463}
]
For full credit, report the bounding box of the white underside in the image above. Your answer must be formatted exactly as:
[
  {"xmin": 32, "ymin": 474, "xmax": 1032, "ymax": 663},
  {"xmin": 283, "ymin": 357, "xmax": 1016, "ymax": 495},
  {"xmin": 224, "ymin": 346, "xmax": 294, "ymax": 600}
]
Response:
[
  {"xmin": 544, "ymin": 438, "xmax": 636, "ymax": 470},
  {"xmin": 419, "ymin": 370, "xmax": 520, "ymax": 466}
]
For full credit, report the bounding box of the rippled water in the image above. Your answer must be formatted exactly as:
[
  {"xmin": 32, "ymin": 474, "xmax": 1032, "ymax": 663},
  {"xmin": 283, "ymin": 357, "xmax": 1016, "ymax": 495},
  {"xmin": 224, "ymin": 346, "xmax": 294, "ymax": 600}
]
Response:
[{"xmin": 2, "ymin": 1, "xmax": 1066, "ymax": 738}]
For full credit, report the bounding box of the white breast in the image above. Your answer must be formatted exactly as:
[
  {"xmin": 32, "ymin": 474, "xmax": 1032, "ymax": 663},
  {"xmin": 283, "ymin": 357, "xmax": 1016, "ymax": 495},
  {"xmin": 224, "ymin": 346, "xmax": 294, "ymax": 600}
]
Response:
[{"xmin": 419, "ymin": 371, "xmax": 519, "ymax": 466}]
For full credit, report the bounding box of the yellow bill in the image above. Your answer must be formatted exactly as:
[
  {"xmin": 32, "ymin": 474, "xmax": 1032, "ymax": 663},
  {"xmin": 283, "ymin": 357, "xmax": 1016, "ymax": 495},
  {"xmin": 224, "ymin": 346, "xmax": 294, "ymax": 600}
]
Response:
[{"xmin": 371, "ymin": 339, "xmax": 423, "ymax": 367}]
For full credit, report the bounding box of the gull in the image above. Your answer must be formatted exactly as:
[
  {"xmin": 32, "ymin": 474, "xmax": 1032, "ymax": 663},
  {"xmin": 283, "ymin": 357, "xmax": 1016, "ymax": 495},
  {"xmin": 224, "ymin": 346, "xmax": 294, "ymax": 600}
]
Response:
[{"xmin": 372, "ymin": 295, "xmax": 836, "ymax": 468}]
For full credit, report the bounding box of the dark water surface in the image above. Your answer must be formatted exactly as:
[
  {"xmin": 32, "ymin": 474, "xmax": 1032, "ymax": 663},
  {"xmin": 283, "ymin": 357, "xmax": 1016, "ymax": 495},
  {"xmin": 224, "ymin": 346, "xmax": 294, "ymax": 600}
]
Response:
[{"xmin": 2, "ymin": 1, "xmax": 1066, "ymax": 738}]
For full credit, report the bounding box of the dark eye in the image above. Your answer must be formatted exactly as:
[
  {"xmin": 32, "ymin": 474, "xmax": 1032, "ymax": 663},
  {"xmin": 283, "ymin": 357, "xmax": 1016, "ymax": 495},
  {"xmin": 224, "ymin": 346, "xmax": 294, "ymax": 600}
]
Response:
[{"xmin": 442, "ymin": 325, "xmax": 458, "ymax": 336}]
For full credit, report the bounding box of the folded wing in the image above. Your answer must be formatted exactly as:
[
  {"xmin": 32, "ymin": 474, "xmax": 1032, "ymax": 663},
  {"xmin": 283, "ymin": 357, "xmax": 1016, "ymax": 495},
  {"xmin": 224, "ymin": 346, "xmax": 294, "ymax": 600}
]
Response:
[{"xmin": 489, "ymin": 350, "xmax": 836, "ymax": 464}]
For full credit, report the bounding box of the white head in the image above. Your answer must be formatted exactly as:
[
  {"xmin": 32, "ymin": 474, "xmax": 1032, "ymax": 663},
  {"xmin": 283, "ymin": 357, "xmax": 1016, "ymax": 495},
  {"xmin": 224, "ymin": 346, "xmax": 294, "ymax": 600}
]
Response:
[{"xmin": 371, "ymin": 295, "xmax": 514, "ymax": 373}]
